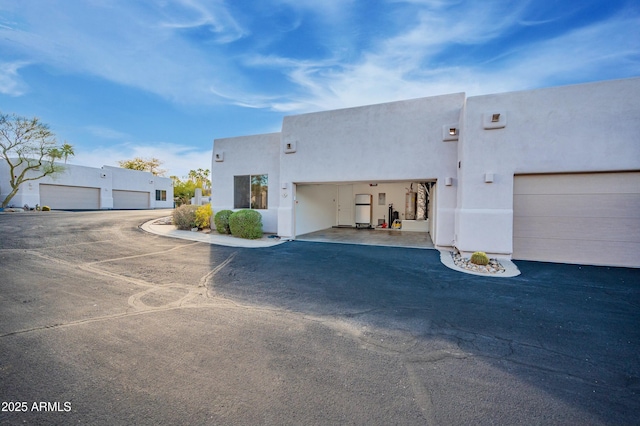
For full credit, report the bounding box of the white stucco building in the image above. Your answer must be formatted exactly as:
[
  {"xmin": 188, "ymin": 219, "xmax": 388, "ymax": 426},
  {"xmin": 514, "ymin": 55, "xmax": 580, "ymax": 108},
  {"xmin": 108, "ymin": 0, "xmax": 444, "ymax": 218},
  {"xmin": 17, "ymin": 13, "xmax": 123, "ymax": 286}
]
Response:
[
  {"xmin": 212, "ymin": 78, "xmax": 640, "ymax": 268},
  {"xmin": 0, "ymin": 163, "xmax": 174, "ymax": 210}
]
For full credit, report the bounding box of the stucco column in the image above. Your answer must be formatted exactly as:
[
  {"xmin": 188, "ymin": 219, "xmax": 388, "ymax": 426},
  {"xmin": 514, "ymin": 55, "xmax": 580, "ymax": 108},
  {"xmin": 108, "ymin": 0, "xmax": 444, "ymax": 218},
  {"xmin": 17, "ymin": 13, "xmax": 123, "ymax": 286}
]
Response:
[
  {"xmin": 100, "ymin": 188, "xmax": 114, "ymax": 209},
  {"xmin": 277, "ymin": 182, "xmax": 295, "ymax": 238}
]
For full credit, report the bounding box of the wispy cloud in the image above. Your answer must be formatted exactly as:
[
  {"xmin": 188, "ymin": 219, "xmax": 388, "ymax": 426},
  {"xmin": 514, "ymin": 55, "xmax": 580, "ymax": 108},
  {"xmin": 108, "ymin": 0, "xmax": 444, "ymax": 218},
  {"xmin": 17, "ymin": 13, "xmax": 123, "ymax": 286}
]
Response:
[
  {"xmin": 156, "ymin": 0, "xmax": 247, "ymax": 43},
  {"xmin": 275, "ymin": 0, "xmax": 356, "ymax": 22},
  {"xmin": 1, "ymin": 0, "xmax": 637, "ymax": 179},
  {"xmin": 1, "ymin": 0, "xmax": 638, "ymax": 117},
  {"xmin": 70, "ymin": 141, "xmax": 212, "ymax": 179},
  {"xmin": 244, "ymin": 2, "xmax": 640, "ymax": 112},
  {"xmin": 84, "ymin": 126, "xmax": 131, "ymax": 141},
  {"xmin": 0, "ymin": 61, "xmax": 30, "ymax": 96},
  {"xmin": 495, "ymin": 11, "xmax": 640, "ymax": 88},
  {"xmin": 0, "ymin": 0, "xmax": 247, "ymax": 105},
  {"xmin": 226, "ymin": 1, "xmax": 530, "ymax": 111}
]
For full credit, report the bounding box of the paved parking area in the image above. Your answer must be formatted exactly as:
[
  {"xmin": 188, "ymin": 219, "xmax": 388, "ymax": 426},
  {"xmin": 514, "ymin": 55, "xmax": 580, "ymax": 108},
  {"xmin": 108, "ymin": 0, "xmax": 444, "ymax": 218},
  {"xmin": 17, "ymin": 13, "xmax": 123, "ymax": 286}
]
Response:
[{"xmin": 1, "ymin": 210, "xmax": 638, "ymax": 425}]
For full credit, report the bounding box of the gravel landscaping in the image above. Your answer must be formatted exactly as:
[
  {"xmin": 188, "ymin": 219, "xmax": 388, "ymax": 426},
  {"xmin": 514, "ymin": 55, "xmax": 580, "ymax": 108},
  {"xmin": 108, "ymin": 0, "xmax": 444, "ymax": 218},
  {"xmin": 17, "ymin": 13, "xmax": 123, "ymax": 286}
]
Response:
[{"xmin": 451, "ymin": 249, "xmax": 506, "ymax": 274}]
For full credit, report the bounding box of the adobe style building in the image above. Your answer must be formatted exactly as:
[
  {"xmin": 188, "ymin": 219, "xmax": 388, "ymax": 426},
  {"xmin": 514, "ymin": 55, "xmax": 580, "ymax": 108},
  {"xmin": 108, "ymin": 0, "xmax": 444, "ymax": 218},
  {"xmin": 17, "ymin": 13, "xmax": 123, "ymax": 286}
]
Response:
[
  {"xmin": 0, "ymin": 163, "xmax": 174, "ymax": 210},
  {"xmin": 212, "ymin": 78, "xmax": 640, "ymax": 268}
]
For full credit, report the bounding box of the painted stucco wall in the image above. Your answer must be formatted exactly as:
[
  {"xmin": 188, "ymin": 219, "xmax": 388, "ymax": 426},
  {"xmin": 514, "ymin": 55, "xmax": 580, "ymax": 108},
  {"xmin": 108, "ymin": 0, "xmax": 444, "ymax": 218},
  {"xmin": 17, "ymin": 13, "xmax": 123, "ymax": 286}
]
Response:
[
  {"xmin": 0, "ymin": 162, "xmax": 173, "ymax": 209},
  {"xmin": 455, "ymin": 77, "xmax": 640, "ymax": 256},
  {"xmin": 102, "ymin": 165, "xmax": 173, "ymax": 209},
  {"xmin": 295, "ymin": 184, "xmax": 336, "ymax": 235},
  {"xmin": 210, "ymin": 77, "xmax": 639, "ymax": 259},
  {"xmin": 277, "ymin": 93, "xmax": 463, "ymax": 239},
  {"xmin": 212, "ymin": 132, "xmax": 281, "ymax": 233}
]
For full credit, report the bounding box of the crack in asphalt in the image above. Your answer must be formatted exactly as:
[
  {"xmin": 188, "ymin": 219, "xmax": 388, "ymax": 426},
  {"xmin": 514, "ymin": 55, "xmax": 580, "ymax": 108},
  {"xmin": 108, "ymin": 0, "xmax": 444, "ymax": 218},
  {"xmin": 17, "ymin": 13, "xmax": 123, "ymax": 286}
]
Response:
[
  {"xmin": 0, "ymin": 247, "xmax": 237, "ymax": 338},
  {"xmin": 1, "ymin": 242, "xmax": 463, "ymax": 424},
  {"xmin": 1, "ymin": 247, "xmax": 347, "ymax": 344},
  {"xmin": 436, "ymin": 320, "xmax": 601, "ymax": 368}
]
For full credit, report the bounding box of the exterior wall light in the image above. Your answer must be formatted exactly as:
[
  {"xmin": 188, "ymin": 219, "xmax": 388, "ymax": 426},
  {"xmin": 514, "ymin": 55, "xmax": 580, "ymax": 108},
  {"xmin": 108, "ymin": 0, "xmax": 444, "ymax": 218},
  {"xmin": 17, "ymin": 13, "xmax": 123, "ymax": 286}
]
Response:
[
  {"xmin": 284, "ymin": 140, "xmax": 297, "ymax": 154},
  {"xmin": 214, "ymin": 152, "xmax": 224, "ymax": 162},
  {"xmin": 483, "ymin": 111, "xmax": 507, "ymax": 129},
  {"xmin": 442, "ymin": 124, "xmax": 459, "ymax": 141}
]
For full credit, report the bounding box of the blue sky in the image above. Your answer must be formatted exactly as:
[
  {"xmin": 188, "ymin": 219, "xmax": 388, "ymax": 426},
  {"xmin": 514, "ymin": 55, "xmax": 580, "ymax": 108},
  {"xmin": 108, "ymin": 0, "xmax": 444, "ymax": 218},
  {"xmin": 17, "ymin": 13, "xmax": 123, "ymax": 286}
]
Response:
[{"xmin": 1, "ymin": 0, "xmax": 638, "ymax": 178}]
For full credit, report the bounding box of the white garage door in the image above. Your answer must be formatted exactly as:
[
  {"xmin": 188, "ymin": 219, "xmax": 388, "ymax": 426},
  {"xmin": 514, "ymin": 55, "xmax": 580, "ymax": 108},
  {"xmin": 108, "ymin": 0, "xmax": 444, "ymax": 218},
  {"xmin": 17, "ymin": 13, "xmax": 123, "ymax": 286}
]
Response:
[
  {"xmin": 513, "ymin": 172, "xmax": 640, "ymax": 268},
  {"xmin": 39, "ymin": 184, "xmax": 100, "ymax": 210},
  {"xmin": 113, "ymin": 190, "xmax": 149, "ymax": 209}
]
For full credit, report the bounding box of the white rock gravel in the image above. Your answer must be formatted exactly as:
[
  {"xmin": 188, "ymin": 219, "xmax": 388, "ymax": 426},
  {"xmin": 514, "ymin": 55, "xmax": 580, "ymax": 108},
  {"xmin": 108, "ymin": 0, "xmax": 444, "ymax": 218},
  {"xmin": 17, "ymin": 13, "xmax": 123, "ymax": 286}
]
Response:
[{"xmin": 451, "ymin": 250, "xmax": 506, "ymax": 274}]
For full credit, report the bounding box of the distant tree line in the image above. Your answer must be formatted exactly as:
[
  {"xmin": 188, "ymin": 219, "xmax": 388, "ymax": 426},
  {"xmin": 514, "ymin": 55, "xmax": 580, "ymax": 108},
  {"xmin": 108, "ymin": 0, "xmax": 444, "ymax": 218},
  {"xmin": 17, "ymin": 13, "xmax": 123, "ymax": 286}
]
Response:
[
  {"xmin": 118, "ymin": 157, "xmax": 210, "ymax": 206},
  {"xmin": 118, "ymin": 157, "xmax": 166, "ymax": 176},
  {"xmin": 171, "ymin": 168, "xmax": 210, "ymax": 206}
]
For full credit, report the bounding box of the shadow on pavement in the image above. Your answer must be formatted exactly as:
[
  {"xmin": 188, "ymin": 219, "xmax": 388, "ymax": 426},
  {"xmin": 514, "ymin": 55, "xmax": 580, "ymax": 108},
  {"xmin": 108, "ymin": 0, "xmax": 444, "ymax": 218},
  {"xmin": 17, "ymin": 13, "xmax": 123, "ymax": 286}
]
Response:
[{"xmin": 211, "ymin": 240, "xmax": 640, "ymax": 424}]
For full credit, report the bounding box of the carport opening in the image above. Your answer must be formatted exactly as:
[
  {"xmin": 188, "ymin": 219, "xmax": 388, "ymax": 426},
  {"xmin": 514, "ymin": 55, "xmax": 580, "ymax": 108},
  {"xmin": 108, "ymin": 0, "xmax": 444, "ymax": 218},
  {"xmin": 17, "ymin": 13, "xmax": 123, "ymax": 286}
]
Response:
[{"xmin": 294, "ymin": 180, "xmax": 436, "ymax": 248}]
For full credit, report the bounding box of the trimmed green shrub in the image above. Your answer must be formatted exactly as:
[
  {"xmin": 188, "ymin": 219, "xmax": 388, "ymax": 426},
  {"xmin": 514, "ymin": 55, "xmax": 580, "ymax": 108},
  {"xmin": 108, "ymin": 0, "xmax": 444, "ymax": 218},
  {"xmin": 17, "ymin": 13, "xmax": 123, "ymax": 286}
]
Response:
[
  {"xmin": 470, "ymin": 251, "xmax": 490, "ymax": 266},
  {"xmin": 229, "ymin": 209, "xmax": 263, "ymax": 239},
  {"xmin": 173, "ymin": 204, "xmax": 198, "ymax": 230},
  {"xmin": 194, "ymin": 203, "xmax": 212, "ymax": 229},
  {"xmin": 41, "ymin": 205, "xmax": 51, "ymax": 211},
  {"xmin": 214, "ymin": 209, "xmax": 233, "ymax": 234}
]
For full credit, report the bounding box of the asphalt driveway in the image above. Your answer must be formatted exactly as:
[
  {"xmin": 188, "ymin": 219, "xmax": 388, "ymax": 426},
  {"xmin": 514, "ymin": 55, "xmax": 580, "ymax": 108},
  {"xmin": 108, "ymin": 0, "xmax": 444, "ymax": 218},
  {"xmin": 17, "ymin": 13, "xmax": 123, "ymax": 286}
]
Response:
[{"xmin": 0, "ymin": 210, "xmax": 638, "ymax": 425}]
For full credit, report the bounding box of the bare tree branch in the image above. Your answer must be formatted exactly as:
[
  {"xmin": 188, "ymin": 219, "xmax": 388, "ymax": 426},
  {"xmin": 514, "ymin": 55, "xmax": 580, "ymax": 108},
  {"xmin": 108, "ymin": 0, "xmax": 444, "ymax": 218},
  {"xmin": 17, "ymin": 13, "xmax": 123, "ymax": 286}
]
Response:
[{"xmin": 1, "ymin": 112, "xmax": 72, "ymax": 208}]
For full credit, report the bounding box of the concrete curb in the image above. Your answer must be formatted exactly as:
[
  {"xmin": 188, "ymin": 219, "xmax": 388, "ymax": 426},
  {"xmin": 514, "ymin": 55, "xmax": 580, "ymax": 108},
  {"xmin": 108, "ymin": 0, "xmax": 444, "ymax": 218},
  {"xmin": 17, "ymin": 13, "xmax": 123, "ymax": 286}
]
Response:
[
  {"xmin": 0, "ymin": 208, "xmax": 28, "ymax": 213},
  {"xmin": 439, "ymin": 249, "xmax": 521, "ymax": 278},
  {"xmin": 140, "ymin": 218, "xmax": 286, "ymax": 248}
]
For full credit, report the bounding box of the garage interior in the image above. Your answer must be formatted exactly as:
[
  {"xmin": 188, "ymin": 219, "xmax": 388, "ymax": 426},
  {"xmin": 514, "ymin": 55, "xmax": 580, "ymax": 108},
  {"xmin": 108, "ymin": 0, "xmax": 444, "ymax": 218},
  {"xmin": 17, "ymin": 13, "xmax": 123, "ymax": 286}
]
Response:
[{"xmin": 294, "ymin": 180, "xmax": 435, "ymax": 249}]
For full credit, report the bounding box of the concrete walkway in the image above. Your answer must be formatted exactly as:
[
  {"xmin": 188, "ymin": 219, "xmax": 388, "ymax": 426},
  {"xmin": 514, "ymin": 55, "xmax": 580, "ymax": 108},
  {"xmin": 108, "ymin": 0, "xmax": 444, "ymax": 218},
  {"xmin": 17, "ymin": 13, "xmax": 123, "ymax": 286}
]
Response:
[{"xmin": 140, "ymin": 218, "xmax": 286, "ymax": 248}]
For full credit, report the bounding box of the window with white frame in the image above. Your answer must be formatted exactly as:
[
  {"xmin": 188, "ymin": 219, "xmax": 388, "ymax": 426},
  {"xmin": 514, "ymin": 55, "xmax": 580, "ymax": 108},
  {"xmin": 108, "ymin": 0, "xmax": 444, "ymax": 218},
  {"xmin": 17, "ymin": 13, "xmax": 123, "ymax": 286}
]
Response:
[{"xmin": 234, "ymin": 175, "xmax": 268, "ymax": 209}]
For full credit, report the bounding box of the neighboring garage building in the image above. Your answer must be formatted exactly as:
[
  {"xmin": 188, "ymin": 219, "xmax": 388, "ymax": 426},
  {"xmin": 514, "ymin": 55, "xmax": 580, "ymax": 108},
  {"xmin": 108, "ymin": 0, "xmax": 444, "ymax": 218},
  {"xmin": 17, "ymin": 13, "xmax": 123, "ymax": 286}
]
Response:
[
  {"xmin": 211, "ymin": 77, "xmax": 640, "ymax": 268},
  {"xmin": 0, "ymin": 163, "xmax": 173, "ymax": 210},
  {"xmin": 39, "ymin": 184, "xmax": 101, "ymax": 210}
]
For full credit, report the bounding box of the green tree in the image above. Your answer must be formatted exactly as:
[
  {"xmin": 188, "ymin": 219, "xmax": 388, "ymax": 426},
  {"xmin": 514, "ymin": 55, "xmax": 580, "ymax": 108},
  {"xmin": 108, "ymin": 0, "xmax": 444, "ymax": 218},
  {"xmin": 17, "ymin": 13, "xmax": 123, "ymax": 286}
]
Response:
[
  {"xmin": 0, "ymin": 112, "xmax": 70, "ymax": 208},
  {"xmin": 170, "ymin": 169, "xmax": 211, "ymax": 206},
  {"xmin": 118, "ymin": 157, "xmax": 166, "ymax": 176},
  {"xmin": 187, "ymin": 168, "xmax": 211, "ymax": 195},
  {"xmin": 48, "ymin": 148, "xmax": 62, "ymax": 161},
  {"xmin": 60, "ymin": 142, "xmax": 75, "ymax": 163},
  {"xmin": 171, "ymin": 176, "xmax": 197, "ymax": 206}
]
